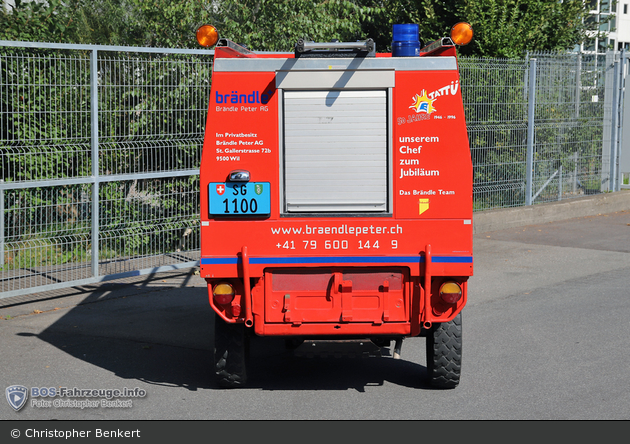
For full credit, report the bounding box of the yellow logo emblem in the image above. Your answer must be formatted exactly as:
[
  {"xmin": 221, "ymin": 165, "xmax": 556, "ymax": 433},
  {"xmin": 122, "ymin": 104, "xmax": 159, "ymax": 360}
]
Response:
[
  {"xmin": 409, "ymin": 90, "xmax": 437, "ymax": 115},
  {"xmin": 419, "ymin": 198, "xmax": 430, "ymax": 215}
]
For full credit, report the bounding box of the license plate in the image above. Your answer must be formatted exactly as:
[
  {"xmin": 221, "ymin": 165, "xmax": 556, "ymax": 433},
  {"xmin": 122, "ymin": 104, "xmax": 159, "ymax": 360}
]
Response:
[{"xmin": 209, "ymin": 182, "xmax": 271, "ymax": 215}]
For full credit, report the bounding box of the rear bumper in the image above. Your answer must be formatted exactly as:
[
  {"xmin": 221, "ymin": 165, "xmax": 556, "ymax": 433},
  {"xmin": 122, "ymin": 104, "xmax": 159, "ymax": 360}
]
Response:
[{"xmin": 208, "ymin": 265, "xmax": 468, "ymax": 337}]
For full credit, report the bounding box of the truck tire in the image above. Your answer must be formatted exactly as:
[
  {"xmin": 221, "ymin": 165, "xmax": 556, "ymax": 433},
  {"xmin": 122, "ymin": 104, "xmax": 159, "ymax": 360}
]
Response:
[
  {"xmin": 426, "ymin": 313, "xmax": 462, "ymax": 389},
  {"xmin": 214, "ymin": 315, "xmax": 249, "ymax": 388}
]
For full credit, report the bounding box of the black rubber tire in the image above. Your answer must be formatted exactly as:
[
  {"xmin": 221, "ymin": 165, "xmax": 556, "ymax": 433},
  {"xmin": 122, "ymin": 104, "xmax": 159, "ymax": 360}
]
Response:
[
  {"xmin": 426, "ymin": 313, "xmax": 462, "ymax": 389},
  {"xmin": 214, "ymin": 315, "xmax": 249, "ymax": 388}
]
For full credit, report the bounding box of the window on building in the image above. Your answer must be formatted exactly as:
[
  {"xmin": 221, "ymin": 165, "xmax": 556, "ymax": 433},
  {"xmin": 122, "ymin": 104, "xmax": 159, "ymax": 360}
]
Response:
[
  {"xmin": 584, "ymin": 38, "xmax": 596, "ymax": 51},
  {"xmin": 625, "ymin": 4, "xmax": 628, "ymax": 14},
  {"xmin": 601, "ymin": 0, "xmax": 610, "ymax": 13}
]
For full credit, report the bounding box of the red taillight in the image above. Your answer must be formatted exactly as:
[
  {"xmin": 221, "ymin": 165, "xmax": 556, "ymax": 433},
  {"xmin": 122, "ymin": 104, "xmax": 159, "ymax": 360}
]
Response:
[
  {"xmin": 213, "ymin": 282, "xmax": 235, "ymax": 305},
  {"xmin": 439, "ymin": 282, "xmax": 462, "ymax": 304}
]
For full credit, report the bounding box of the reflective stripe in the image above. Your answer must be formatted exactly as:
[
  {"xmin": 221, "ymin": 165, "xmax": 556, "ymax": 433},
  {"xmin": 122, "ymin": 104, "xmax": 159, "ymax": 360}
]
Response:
[{"xmin": 200, "ymin": 256, "xmax": 472, "ymax": 265}]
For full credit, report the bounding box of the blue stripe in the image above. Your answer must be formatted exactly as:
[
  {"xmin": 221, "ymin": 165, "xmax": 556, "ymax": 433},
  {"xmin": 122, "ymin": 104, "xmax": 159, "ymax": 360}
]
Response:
[
  {"xmin": 251, "ymin": 256, "xmax": 419, "ymax": 264},
  {"xmin": 200, "ymin": 255, "xmax": 472, "ymax": 265},
  {"xmin": 433, "ymin": 256, "xmax": 473, "ymax": 263},
  {"xmin": 201, "ymin": 258, "xmax": 239, "ymax": 265}
]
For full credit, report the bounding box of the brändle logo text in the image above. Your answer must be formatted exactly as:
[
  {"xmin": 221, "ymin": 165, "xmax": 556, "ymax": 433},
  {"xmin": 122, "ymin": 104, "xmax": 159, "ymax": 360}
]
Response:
[{"xmin": 215, "ymin": 90, "xmax": 274, "ymax": 105}]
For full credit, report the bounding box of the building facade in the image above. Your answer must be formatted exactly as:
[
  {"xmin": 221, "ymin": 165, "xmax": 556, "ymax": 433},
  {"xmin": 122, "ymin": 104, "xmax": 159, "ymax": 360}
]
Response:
[{"xmin": 579, "ymin": 0, "xmax": 630, "ymax": 52}]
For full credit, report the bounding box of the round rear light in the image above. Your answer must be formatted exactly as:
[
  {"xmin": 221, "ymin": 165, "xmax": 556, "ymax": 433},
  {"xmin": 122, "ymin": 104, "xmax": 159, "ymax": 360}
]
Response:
[
  {"xmin": 439, "ymin": 281, "xmax": 462, "ymax": 304},
  {"xmin": 213, "ymin": 282, "xmax": 235, "ymax": 305},
  {"xmin": 450, "ymin": 22, "xmax": 473, "ymax": 46},
  {"xmin": 196, "ymin": 25, "xmax": 219, "ymax": 48}
]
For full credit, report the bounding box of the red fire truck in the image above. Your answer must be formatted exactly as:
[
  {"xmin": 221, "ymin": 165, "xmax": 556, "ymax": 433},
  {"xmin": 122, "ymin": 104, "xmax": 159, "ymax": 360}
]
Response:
[{"xmin": 197, "ymin": 23, "xmax": 474, "ymax": 389}]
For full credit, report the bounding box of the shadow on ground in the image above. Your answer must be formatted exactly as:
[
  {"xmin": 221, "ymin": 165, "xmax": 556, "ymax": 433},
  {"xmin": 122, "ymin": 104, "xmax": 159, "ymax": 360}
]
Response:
[{"xmin": 14, "ymin": 272, "xmax": 433, "ymax": 392}]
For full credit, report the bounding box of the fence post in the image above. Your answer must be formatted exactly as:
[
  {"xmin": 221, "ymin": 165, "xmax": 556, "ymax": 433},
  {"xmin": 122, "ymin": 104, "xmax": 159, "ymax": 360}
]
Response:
[
  {"xmin": 609, "ymin": 54, "xmax": 621, "ymax": 192},
  {"xmin": 90, "ymin": 49, "xmax": 100, "ymax": 279},
  {"xmin": 526, "ymin": 59, "xmax": 537, "ymax": 206},
  {"xmin": 558, "ymin": 165, "xmax": 563, "ymax": 201},
  {"xmin": 572, "ymin": 152, "xmax": 578, "ymax": 193},
  {"xmin": 620, "ymin": 51, "xmax": 630, "ymax": 189},
  {"xmin": 614, "ymin": 49, "xmax": 626, "ymax": 192},
  {"xmin": 575, "ymin": 53, "xmax": 582, "ymax": 119},
  {"xmin": 0, "ymin": 181, "xmax": 4, "ymax": 268},
  {"xmin": 523, "ymin": 51, "xmax": 530, "ymax": 102}
]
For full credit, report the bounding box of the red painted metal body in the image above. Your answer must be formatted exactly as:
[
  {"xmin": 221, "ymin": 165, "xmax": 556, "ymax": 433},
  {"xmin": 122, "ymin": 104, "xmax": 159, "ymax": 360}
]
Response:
[{"xmin": 201, "ymin": 44, "xmax": 473, "ymax": 339}]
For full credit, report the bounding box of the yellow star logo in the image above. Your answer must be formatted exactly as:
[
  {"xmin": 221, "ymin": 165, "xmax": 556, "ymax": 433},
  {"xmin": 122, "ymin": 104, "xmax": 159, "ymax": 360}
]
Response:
[{"xmin": 409, "ymin": 90, "xmax": 436, "ymax": 114}]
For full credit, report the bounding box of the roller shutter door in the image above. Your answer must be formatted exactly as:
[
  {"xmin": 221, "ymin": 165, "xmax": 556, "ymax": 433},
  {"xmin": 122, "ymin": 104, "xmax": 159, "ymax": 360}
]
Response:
[{"xmin": 283, "ymin": 90, "xmax": 388, "ymax": 213}]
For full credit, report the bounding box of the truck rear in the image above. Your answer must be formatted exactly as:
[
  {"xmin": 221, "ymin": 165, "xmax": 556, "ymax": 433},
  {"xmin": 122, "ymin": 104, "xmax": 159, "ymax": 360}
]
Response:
[{"xmin": 198, "ymin": 23, "xmax": 474, "ymax": 388}]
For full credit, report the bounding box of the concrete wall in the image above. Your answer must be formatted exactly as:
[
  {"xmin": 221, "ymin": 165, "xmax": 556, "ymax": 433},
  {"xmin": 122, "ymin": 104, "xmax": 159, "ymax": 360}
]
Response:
[{"xmin": 473, "ymin": 190, "xmax": 630, "ymax": 233}]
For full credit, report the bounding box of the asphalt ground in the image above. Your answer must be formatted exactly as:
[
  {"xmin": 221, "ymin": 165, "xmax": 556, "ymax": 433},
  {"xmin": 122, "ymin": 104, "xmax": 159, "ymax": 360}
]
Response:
[
  {"xmin": 0, "ymin": 198, "xmax": 629, "ymax": 422},
  {"xmin": 479, "ymin": 210, "xmax": 630, "ymax": 253}
]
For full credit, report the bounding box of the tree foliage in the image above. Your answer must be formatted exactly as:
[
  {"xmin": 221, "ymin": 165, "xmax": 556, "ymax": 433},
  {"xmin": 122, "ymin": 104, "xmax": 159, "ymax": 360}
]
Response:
[
  {"xmin": 0, "ymin": 0, "xmax": 216, "ymax": 47},
  {"xmin": 213, "ymin": 0, "xmax": 381, "ymax": 52},
  {"xmin": 0, "ymin": 0, "xmax": 80, "ymax": 43},
  {"xmin": 366, "ymin": 0, "xmax": 593, "ymax": 58},
  {"xmin": 1, "ymin": 0, "xmax": 601, "ymax": 57},
  {"xmin": 457, "ymin": 0, "xmax": 592, "ymax": 58}
]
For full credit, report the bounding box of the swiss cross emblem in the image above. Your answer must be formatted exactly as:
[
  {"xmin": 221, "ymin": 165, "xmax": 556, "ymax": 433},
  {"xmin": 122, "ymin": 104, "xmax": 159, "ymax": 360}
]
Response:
[{"xmin": 216, "ymin": 184, "xmax": 225, "ymax": 195}]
